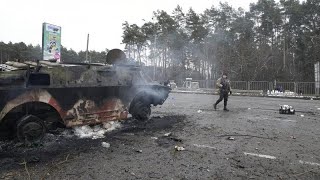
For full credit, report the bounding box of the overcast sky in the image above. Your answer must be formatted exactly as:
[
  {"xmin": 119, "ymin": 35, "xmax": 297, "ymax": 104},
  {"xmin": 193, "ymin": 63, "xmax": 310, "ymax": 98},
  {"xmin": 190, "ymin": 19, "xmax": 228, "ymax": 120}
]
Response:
[{"xmin": 1, "ymin": 0, "xmax": 258, "ymax": 52}]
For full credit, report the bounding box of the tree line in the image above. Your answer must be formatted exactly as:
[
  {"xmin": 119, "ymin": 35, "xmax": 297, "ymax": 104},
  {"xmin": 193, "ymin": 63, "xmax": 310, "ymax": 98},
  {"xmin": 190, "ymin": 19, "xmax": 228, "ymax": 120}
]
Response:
[
  {"xmin": 122, "ymin": 0, "xmax": 320, "ymax": 82},
  {"xmin": 0, "ymin": 41, "xmax": 107, "ymax": 64}
]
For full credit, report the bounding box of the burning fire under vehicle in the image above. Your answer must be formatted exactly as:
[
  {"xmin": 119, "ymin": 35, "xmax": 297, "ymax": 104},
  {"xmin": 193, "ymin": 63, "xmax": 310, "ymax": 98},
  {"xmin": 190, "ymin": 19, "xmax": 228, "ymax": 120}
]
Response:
[{"xmin": 0, "ymin": 49, "xmax": 170, "ymax": 143}]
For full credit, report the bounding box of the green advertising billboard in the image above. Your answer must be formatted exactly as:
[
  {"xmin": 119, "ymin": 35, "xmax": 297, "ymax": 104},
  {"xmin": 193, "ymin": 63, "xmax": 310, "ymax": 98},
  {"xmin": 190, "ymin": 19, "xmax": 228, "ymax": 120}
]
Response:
[{"xmin": 42, "ymin": 23, "xmax": 61, "ymax": 62}]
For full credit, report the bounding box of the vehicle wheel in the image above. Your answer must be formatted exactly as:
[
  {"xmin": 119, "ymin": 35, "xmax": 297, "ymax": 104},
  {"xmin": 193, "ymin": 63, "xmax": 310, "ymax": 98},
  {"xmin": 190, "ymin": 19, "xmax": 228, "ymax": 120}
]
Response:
[
  {"xmin": 16, "ymin": 115, "xmax": 46, "ymax": 143},
  {"xmin": 132, "ymin": 101, "xmax": 151, "ymax": 121}
]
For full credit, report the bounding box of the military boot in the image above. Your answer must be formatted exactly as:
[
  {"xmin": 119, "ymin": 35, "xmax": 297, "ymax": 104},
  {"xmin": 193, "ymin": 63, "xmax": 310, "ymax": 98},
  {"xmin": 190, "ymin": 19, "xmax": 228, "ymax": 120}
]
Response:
[{"xmin": 223, "ymin": 107, "xmax": 229, "ymax": 111}]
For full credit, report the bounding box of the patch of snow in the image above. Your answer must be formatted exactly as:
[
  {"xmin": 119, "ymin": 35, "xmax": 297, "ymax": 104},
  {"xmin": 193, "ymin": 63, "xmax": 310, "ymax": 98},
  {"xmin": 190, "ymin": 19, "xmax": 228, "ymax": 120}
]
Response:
[
  {"xmin": 299, "ymin": 160, "xmax": 320, "ymax": 166},
  {"xmin": 101, "ymin": 142, "xmax": 110, "ymax": 148},
  {"xmin": 244, "ymin": 152, "xmax": 276, "ymax": 159},
  {"xmin": 73, "ymin": 121, "xmax": 122, "ymax": 139}
]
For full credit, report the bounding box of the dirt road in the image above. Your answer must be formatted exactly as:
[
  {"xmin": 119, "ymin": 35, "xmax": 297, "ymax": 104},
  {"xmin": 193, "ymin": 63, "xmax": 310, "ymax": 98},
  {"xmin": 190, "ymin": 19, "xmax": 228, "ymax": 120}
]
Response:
[{"xmin": 1, "ymin": 93, "xmax": 320, "ymax": 179}]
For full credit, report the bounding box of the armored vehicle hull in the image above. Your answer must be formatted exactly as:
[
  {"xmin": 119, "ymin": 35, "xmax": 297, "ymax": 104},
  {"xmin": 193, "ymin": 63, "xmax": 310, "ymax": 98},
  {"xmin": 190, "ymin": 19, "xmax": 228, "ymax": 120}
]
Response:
[{"xmin": 0, "ymin": 49, "xmax": 170, "ymax": 142}]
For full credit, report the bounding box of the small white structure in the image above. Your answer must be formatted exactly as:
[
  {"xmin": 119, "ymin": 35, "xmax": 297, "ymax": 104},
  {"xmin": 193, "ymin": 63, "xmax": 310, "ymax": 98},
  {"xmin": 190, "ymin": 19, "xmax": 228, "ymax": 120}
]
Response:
[
  {"xmin": 185, "ymin": 78, "xmax": 199, "ymax": 89},
  {"xmin": 186, "ymin": 78, "xmax": 192, "ymax": 89},
  {"xmin": 191, "ymin": 82, "xmax": 200, "ymax": 89}
]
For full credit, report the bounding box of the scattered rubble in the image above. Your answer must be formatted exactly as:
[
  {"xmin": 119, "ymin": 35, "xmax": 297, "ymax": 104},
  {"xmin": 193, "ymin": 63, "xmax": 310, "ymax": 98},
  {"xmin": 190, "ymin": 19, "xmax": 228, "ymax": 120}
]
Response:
[
  {"xmin": 267, "ymin": 90, "xmax": 299, "ymax": 97},
  {"xmin": 174, "ymin": 146, "xmax": 185, "ymax": 151},
  {"xmin": 227, "ymin": 137, "xmax": 235, "ymax": 140},
  {"xmin": 164, "ymin": 132, "xmax": 172, "ymax": 137},
  {"xmin": 197, "ymin": 110, "xmax": 203, "ymax": 113},
  {"xmin": 74, "ymin": 121, "xmax": 122, "ymax": 139},
  {"xmin": 103, "ymin": 121, "xmax": 122, "ymax": 132},
  {"xmin": 101, "ymin": 142, "xmax": 110, "ymax": 148},
  {"xmin": 279, "ymin": 105, "xmax": 295, "ymax": 114}
]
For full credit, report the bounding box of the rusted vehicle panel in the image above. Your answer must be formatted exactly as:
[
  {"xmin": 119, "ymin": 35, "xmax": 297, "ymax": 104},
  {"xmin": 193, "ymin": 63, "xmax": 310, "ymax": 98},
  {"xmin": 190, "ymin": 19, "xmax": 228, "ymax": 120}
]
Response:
[{"xmin": 0, "ymin": 49, "xmax": 170, "ymax": 142}]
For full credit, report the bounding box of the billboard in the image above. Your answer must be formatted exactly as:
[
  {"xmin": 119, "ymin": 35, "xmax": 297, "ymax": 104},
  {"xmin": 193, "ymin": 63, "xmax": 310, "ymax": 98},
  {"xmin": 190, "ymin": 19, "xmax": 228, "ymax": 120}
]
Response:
[{"xmin": 42, "ymin": 23, "xmax": 61, "ymax": 62}]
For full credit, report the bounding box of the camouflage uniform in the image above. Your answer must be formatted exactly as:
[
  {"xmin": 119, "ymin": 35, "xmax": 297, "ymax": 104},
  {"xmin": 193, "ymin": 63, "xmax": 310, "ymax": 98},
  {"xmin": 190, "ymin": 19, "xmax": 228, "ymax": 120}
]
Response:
[{"xmin": 214, "ymin": 76, "xmax": 232, "ymax": 111}]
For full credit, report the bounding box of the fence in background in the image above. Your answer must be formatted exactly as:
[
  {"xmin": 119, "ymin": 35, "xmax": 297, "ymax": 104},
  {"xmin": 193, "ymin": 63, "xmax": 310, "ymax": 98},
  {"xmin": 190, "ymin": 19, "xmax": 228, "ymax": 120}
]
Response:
[{"xmin": 178, "ymin": 80, "xmax": 319, "ymax": 96}]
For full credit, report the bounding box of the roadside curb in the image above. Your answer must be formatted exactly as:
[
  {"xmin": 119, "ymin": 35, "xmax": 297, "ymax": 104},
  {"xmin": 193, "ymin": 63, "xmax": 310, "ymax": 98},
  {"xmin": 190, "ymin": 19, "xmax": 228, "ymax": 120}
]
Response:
[{"xmin": 170, "ymin": 90, "xmax": 320, "ymax": 100}]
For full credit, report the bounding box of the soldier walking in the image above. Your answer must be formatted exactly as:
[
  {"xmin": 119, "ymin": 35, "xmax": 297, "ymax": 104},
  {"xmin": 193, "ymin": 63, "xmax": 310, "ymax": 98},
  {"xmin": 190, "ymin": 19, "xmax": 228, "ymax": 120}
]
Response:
[{"xmin": 214, "ymin": 72, "xmax": 232, "ymax": 111}]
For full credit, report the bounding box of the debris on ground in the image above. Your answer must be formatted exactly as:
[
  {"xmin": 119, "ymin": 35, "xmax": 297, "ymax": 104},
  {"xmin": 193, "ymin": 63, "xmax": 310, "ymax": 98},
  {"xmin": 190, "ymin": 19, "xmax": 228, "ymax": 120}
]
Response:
[
  {"xmin": 1, "ymin": 172, "xmax": 14, "ymax": 179},
  {"xmin": 279, "ymin": 105, "xmax": 295, "ymax": 114},
  {"xmin": 193, "ymin": 144, "xmax": 217, "ymax": 150},
  {"xmin": 300, "ymin": 114, "xmax": 305, "ymax": 117},
  {"xmin": 170, "ymin": 136, "xmax": 183, "ymax": 142},
  {"xmin": 103, "ymin": 121, "xmax": 122, "ymax": 132},
  {"xmin": 74, "ymin": 125, "xmax": 105, "ymax": 139},
  {"xmin": 227, "ymin": 137, "xmax": 235, "ymax": 140},
  {"xmin": 174, "ymin": 146, "xmax": 185, "ymax": 151},
  {"xmin": 135, "ymin": 149, "xmax": 143, "ymax": 153},
  {"xmin": 197, "ymin": 110, "xmax": 203, "ymax": 113},
  {"xmin": 290, "ymin": 136, "xmax": 296, "ymax": 139},
  {"xmin": 73, "ymin": 121, "xmax": 122, "ymax": 139},
  {"xmin": 153, "ymin": 115, "xmax": 164, "ymax": 118},
  {"xmin": 151, "ymin": 137, "xmax": 158, "ymax": 140},
  {"xmin": 164, "ymin": 132, "xmax": 172, "ymax": 137},
  {"xmin": 60, "ymin": 130, "xmax": 74, "ymax": 138},
  {"xmin": 101, "ymin": 142, "xmax": 110, "ymax": 148}
]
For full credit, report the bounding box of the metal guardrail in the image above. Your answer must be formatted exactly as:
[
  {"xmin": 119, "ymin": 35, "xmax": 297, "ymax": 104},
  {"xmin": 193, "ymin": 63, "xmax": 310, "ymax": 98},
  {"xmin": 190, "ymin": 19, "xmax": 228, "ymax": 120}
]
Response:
[
  {"xmin": 179, "ymin": 80, "xmax": 319, "ymax": 96},
  {"xmin": 296, "ymin": 82, "xmax": 315, "ymax": 96},
  {"xmin": 231, "ymin": 81, "xmax": 247, "ymax": 90}
]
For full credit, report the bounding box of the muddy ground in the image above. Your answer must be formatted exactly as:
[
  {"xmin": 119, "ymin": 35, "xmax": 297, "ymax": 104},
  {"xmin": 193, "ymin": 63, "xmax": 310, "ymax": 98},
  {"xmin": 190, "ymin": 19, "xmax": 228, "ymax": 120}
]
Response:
[{"xmin": 0, "ymin": 93, "xmax": 320, "ymax": 179}]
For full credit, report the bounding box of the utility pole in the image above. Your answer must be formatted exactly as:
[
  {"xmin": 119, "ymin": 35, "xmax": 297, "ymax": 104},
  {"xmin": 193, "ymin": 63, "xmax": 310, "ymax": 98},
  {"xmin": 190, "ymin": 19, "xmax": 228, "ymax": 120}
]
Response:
[
  {"xmin": 86, "ymin": 33, "xmax": 90, "ymax": 63},
  {"xmin": 153, "ymin": 34, "xmax": 157, "ymax": 81},
  {"xmin": 283, "ymin": 36, "xmax": 286, "ymax": 69}
]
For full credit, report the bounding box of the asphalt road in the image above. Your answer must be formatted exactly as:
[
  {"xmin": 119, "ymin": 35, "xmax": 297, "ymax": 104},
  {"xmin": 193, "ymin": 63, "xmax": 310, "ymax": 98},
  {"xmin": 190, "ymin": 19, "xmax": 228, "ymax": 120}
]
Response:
[{"xmin": 1, "ymin": 93, "xmax": 320, "ymax": 179}]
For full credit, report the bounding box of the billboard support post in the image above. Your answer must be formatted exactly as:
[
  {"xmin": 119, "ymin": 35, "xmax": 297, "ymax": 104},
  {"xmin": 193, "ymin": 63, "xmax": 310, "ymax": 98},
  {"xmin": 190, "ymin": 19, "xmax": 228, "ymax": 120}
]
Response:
[{"xmin": 86, "ymin": 34, "xmax": 89, "ymax": 63}]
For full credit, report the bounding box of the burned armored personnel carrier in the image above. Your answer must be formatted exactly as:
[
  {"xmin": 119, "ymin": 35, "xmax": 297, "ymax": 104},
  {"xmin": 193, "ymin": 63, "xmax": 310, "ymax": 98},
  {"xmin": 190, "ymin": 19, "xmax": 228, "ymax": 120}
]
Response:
[{"xmin": 0, "ymin": 49, "xmax": 170, "ymax": 142}]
